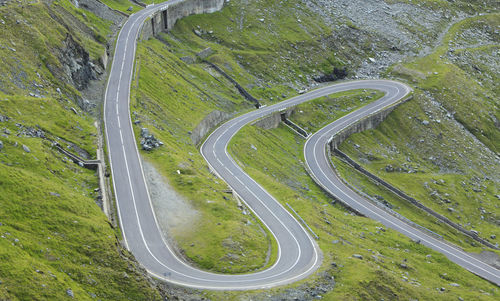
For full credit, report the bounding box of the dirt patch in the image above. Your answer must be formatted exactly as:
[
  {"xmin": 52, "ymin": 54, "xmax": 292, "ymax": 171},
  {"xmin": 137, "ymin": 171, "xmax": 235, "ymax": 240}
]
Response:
[{"xmin": 142, "ymin": 160, "xmax": 198, "ymax": 237}]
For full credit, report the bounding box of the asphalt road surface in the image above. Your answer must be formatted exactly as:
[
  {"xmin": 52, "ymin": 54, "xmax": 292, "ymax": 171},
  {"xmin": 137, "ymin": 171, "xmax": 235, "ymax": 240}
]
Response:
[
  {"xmin": 304, "ymin": 81, "xmax": 500, "ymax": 286},
  {"xmin": 104, "ymin": 2, "xmax": 499, "ymax": 289}
]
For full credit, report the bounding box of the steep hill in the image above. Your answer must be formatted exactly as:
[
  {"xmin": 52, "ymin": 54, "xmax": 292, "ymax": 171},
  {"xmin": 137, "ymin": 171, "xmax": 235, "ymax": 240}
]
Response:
[
  {"xmin": 0, "ymin": 0, "xmax": 161, "ymax": 299},
  {"xmin": 130, "ymin": 0, "xmax": 499, "ymax": 300}
]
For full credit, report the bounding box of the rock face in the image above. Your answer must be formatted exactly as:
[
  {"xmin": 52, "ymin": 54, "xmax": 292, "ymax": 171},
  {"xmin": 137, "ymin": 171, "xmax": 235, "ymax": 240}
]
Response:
[
  {"xmin": 314, "ymin": 67, "xmax": 348, "ymax": 83},
  {"xmin": 140, "ymin": 128, "xmax": 163, "ymax": 151},
  {"xmin": 59, "ymin": 34, "xmax": 97, "ymax": 91}
]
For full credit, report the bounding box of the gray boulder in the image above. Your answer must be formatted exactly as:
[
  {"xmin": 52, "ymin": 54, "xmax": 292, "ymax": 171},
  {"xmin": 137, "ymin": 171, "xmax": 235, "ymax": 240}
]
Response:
[{"xmin": 140, "ymin": 128, "xmax": 163, "ymax": 151}]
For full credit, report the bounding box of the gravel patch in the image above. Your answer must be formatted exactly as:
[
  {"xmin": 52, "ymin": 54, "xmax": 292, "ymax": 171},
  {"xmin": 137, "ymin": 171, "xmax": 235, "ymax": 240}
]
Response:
[
  {"xmin": 302, "ymin": 0, "xmax": 465, "ymax": 78},
  {"xmin": 142, "ymin": 160, "xmax": 198, "ymax": 238}
]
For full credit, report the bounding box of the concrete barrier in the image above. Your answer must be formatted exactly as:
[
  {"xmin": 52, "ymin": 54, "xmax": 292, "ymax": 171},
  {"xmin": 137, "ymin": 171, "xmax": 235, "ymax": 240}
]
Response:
[
  {"xmin": 54, "ymin": 143, "xmax": 100, "ymax": 170},
  {"xmin": 333, "ymin": 148, "xmax": 498, "ymax": 249},
  {"xmin": 204, "ymin": 61, "xmax": 261, "ymax": 108}
]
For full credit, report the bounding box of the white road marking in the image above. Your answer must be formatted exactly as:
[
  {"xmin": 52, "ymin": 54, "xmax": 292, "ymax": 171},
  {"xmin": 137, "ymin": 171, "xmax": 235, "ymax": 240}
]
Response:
[{"xmin": 103, "ymin": 1, "xmax": 499, "ymax": 290}]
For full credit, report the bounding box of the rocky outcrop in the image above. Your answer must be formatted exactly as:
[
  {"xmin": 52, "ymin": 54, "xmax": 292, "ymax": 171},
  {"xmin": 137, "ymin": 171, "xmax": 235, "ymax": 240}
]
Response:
[
  {"xmin": 314, "ymin": 67, "xmax": 348, "ymax": 83},
  {"xmin": 59, "ymin": 34, "xmax": 97, "ymax": 91}
]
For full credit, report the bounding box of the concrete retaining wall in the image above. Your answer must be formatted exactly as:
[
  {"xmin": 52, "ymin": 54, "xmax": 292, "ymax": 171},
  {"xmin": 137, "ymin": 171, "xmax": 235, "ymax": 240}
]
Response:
[
  {"xmin": 165, "ymin": 0, "xmax": 224, "ymax": 29},
  {"xmin": 191, "ymin": 110, "xmax": 231, "ymax": 145},
  {"xmin": 141, "ymin": 0, "xmax": 224, "ymax": 40},
  {"xmin": 329, "ymin": 96, "xmax": 412, "ymax": 150},
  {"xmin": 253, "ymin": 109, "xmax": 293, "ymax": 130}
]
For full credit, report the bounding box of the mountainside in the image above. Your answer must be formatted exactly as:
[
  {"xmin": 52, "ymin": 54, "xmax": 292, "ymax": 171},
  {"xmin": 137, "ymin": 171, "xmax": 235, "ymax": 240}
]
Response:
[
  {"xmin": 130, "ymin": 0, "xmax": 499, "ymax": 300},
  {"xmin": 0, "ymin": 0, "xmax": 498, "ymax": 300},
  {"xmin": 0, "ymin": 1, "xmax": 161, "ymax": 300}
]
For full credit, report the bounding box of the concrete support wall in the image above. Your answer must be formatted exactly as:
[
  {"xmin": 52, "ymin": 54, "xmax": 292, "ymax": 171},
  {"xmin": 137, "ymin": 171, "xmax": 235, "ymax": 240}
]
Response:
[
  {"xmin": 141, "ymin": 0, "xmax": 224, "ymax": 40},
  {"xmin": 191, "ymin": 110, "xmax": 231, "ymax": 145},
  {"xmin": 329, "ymin": 96, "xmax": 412, "ymax": 150},
  {"xmin": 165, "ymin": 0, "xmax": 224, "ymax": 30},
  {"xmin": 253, "ymin": 110, "xmax": 293, "ymax": 130}
]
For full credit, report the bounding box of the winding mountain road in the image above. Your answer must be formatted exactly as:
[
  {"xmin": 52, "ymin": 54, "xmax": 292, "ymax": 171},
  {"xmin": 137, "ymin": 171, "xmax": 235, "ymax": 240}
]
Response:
[{"xmin": 104, "ymin": 1, "xmax": 500, "ymax": 290}]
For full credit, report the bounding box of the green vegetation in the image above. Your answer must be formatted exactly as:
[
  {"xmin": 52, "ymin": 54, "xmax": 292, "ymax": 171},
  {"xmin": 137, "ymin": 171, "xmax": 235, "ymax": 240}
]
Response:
[
  {"xmin": 0, "ymin": 97, "xmax": 160, "ymax": 300},
  {"xmin": 132, "ymin": 37, "xmax": 275, "ymax": 274},
  {"xmin": 163, "ymin": 0, "xmax": 337, "ymax": 101},
  {"xmin": 219, "ymin": 90, "xmax": 499, "ymax": 300},
  {"xmin": 132, "ymin": 0, "xmax": 499, "ymax": 297},
  {"xmin": 100, "ymin": 0, "xmax": 142, "ymax": 14},
  {"xmin": 0, "ymin": 1, "xmax": 161, "ymax": 299},
  {"xmin": 2, "ymin": 0, "xmax": 497, "ymax": 299},
  {"xmin": 130, "ymin": 0, "xmax": 359, "ymax": 274},
  {"xmin": 342, "ymin": 13, "xmax": 500, "ymax": 247}
]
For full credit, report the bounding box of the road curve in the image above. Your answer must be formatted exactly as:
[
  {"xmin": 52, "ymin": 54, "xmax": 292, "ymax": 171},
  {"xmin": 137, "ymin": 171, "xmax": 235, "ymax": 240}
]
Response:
[
  {"xmin": 104, "ymin": 1, "xmax": 499, "ymax": 290},
  {"xmin": 304, "ymin": 81, "xmax": 500, "ymax": 285}
]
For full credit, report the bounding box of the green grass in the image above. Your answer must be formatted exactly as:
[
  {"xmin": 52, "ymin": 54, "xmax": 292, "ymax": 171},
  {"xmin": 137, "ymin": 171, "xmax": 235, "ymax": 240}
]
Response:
[
  {"xmin": 130, "ymin": 0, "xmax": 385, "ymax": 274},
  {"xmin": 0, "ymin": 1, "xmax": 161, "ymax": 299},
  {"xmin": 0, "ymin": 135, "xmax": 160, "ymax": 300},
  {"xmin": 343, "ymin": 13, "xmax": 500, "ymax": 248},
  {"xmin": 100, "ymin": 0, "xmax": 143, "ymax": 14},
  {"xmin": 218, "ymin": 94, "xmax": 499, "ymax": 299},
  {"xmin": 131, "ymin": 1, "xmax": 499, "ymax": 297},
  {"xmin": 162, "ymin": 0, "xmax": 339, "ymax": 101},
  {"xmin": 132, "ymin": 37, "xmax": 275, "ymax": 274}
]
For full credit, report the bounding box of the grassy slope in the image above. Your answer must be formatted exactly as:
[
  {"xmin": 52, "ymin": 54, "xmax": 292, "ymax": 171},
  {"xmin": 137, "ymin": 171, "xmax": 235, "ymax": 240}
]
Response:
[
  {"xmin": 0, "ymin": 1, "xmax": 160, "ymax": 299},
  {"xmin": 132, "ymin": 37, "xmax": 274, "ymax": 274},
  {"xmin": 131, "ymin": 0, "xmax": 498, "ymax": 297},
  {"xmin": 130, "ymin": 0, "xmax": 346, "ymax": 274},
  {"xmin": 166, "ymin": 0, "xmax": 334, "ymax": 101},
  {"xmin": 221, "ymin": 90, "xmax": 498, "ymax": 300},
  {"xmin": 100, "ymin": 0, "xmax": 143, "ymax": 14},
  {"xmin": 340, "ymin": 14, "xmax": 500, "ymax": 247}
]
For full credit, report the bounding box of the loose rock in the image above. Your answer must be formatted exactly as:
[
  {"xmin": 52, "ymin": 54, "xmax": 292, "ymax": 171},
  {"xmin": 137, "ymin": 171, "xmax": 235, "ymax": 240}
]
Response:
[{"xmin": 140, "ymin": 128, "xmax": 163, "ymax": 151}]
